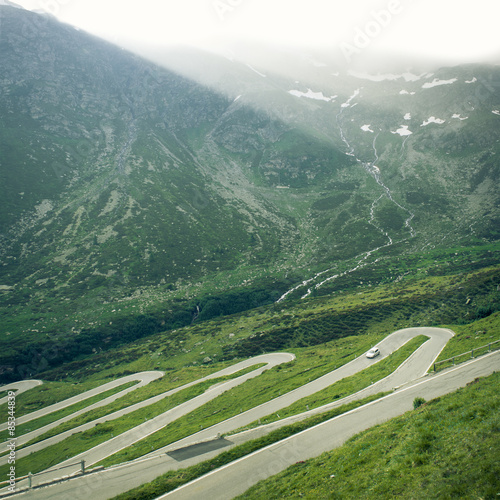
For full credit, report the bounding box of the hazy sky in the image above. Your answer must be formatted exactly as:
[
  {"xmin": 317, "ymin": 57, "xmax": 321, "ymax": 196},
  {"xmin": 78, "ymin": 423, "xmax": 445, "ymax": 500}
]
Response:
[{"xmin": 11, "ymin": 0, "xmax": 500, "ymax": 66}]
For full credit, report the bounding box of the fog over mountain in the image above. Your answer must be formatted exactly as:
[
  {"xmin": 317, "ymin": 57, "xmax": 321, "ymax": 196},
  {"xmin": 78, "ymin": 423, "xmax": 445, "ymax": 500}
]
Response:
[{"xmin": 9, "ymin": 0, "xmax": 500, "ymax": 66}]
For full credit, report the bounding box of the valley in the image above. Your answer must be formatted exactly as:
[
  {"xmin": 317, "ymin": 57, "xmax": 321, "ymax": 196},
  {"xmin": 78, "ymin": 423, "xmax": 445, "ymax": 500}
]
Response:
[{"xmin": 0, "ymin": 3, "xmax": 499, "ymax": 499}]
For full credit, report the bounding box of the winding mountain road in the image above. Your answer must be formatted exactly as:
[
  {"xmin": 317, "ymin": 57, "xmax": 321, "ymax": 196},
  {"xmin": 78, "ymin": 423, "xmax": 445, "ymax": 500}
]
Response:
[
  {"xmin": 2, "ymin": 327, "xmax": 498, "ymax": 499},
  {"xmin": 0, "ymin": 371, "xmax": 165, "ymax": 456},
  {"xmin": 0, "ymin": 355, "xmax": 294, "ymax": 465}
]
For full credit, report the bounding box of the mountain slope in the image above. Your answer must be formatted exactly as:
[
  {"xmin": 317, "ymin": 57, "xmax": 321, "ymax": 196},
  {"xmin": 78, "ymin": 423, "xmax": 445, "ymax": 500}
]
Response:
[{"xmin": 0, "ymin": 6, "xmax": 499, "ymax": 380}]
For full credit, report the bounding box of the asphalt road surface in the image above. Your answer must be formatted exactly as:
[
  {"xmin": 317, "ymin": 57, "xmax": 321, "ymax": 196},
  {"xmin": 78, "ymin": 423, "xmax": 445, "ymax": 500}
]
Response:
[
  {"xmin": 0, "ymin": 381, "xmax": 43, "ymax": 407},
  {"xmin": 20, "ymin": 354, "xmax": 295, "ymax": 473},
  {"xmin": 3, "ymin": 328, "xmax": 498, "ymax": 499},
  {"xmin": 0, "ymin": 372, "xmax": 163, "ymax": 431}
]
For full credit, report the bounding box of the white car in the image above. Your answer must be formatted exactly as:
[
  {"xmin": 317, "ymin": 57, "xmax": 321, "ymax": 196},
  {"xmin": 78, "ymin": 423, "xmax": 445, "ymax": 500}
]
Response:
[{"xmin": 366, "ymin": 347, "xmax": 380, "ymax": 359}]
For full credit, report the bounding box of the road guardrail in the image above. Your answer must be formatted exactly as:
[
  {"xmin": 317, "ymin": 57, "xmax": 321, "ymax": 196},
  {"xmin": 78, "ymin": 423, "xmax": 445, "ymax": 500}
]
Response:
[{"xmin": 433, "ymin": 339, "xmax": 500, "ymax": 372}]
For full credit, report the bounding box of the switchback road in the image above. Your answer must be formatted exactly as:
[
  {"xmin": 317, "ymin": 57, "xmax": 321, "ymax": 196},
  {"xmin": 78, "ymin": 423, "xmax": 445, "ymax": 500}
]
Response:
[{"xmin": 2, "ymin": 328, "xmax": 498, "ymax": 499}]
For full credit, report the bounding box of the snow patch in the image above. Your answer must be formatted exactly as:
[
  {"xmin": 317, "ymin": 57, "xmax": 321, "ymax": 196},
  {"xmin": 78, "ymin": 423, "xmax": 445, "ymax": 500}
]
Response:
[
  {"xmin": 399, "ymin": 90, "xmax": 416, "ymax": 95},
  {"xmin": 348, "ymin": 70, "xmax": 426, "ymax": 82},
  {"xmin": 452, "ymin": 114, "xmax": 468, "ymax": 120},
  {"xmin": 404, "ymin": 113, "xmax": 411, "ymax": 120},
  {"xmin": 246, "ymin": 64, "xmax": 266, "ymax": 78},
  {"xmin": 233, "ymin": 95, "xmax": 241, "ymax": 102},
  {"xmin": 361, "ymin": 125, "xmax": 374, "ymax": 133},
  {"xmin": 288, "ymin": 89, "xmax": 336, "ymax": 102},
  {"xmin": 341, "ymin": 89, "xmax": 360, "ymax": 108},
  {"xmin": 421, "ymin": 116, "xmax": 446, "ymax": 126},
  {"xmin": 422, "ymin": 78, "xmax": 457, "ymax": 89},
  {"xmin": 492, "ymin": 110, "xmax": 500, "ymax": 116},
  {"xmin": 391, "ymin": 125, "xmax": 412, "ymax": 136},
  {"xmin": 465, "ymin": 77, "xmax": 477, "ymax": 84}
]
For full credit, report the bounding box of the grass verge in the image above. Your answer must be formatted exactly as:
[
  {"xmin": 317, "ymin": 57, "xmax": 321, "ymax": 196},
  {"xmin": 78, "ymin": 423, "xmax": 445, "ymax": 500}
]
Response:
[
  {"xmin": 0, "ymin": 378, "xmax": 125, "ymax": 419},
  {"xmin": 95, "ymin": 334, "xmax": 383, "ymax": 467},
  {"xmin": 0, "ymin": 365, "xmax": 266, "ymax": 477},
  {"xmin": 432, "ymin": 312, "xmax": 500, "ymax": 371}
]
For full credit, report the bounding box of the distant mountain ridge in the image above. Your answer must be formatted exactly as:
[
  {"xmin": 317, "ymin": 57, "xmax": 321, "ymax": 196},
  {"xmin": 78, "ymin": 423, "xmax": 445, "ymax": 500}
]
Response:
[{"xmin": 0, "ymin": 5, "xmax": 498, "ymax": 379}]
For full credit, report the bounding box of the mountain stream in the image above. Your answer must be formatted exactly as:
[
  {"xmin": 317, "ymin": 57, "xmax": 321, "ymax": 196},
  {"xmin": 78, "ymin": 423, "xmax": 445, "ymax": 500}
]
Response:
[{"xmin": 278, "ymin": 91, "xmax": 416, "ymax": 302}]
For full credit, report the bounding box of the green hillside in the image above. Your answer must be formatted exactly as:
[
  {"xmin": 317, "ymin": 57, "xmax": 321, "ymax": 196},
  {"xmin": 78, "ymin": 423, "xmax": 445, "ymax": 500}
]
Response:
[
  {"xmin": 1, "ymin": 257, "xmax": 498, "ymax": 494},
  {"xmin": 107, "ymin": 372, "xmax": 499, "ymax": 500},
  {"xmin": 1, "ymin": 6, "xmax": 499, "ymax": 382}
]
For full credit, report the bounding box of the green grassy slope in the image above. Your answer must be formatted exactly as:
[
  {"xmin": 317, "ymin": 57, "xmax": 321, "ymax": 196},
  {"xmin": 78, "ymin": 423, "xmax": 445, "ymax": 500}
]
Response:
[{"xmin": 12, "ymin": 254, "xmax": 497, "ymax": 386}]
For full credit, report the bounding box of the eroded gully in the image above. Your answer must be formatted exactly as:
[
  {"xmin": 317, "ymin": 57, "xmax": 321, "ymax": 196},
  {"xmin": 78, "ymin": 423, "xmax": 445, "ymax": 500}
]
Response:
[{"xmin": 278, "ymin": 90, "xmax": 416, "ymax": 302}]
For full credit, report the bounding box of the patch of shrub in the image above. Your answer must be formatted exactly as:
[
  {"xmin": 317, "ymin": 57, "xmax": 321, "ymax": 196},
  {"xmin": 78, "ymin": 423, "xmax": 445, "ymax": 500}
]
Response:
[{"xmin": 413, "ymin": 397, "xmax": 426, "ymax": 409}]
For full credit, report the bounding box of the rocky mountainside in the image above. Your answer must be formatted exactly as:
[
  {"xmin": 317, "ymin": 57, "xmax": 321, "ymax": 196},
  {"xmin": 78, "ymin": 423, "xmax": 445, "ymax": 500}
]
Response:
[{"xmin": 0, "ymin": 6, "xmax": 498, "ymax": 380}]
